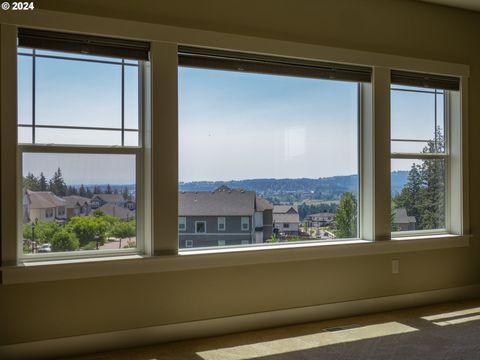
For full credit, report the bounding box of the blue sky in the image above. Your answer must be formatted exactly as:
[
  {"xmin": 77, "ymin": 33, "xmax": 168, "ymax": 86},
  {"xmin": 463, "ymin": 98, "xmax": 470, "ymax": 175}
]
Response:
[
  {"xmin": 19, "ymin": 50, "xmax": 444, "ymax": 185},
  {"xmin": 179, "ymin": 67, "xmax": 358, "ymax": 182}
]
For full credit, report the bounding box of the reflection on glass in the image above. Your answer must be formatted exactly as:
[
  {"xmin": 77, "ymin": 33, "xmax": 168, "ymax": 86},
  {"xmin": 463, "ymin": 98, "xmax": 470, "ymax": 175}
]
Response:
[
  {"xmin": 22, "ymin": 153, "xmax": 137, "ymax": 254},
  {"xmin": 178, "ymin": 67, "xmax": 359, "ymax": 249},
  {"xmin": 391, "ymin": 159, "xmax": 445, "ymax": 232}
]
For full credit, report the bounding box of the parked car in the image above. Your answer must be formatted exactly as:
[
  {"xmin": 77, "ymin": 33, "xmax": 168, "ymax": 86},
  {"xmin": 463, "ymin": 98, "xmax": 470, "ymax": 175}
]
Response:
[{"xmin": 37, "ymin": 243, "xmax": 52, "ymax": 253}]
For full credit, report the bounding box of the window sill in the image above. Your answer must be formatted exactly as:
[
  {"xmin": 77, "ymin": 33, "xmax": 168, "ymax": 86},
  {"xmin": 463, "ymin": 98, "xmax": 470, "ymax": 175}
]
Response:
[{"xmin": 0, "ymin": 234, "xmax": 470, "ymax": 284}]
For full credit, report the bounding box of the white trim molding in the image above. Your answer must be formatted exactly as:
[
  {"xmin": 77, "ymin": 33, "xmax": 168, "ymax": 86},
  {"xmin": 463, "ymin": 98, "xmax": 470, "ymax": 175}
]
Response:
[
  {"xmin": 1, "ymin": 234, "xmax": 470, "ymax": 284},
  {"xmin": 1, "ymin": 284, "xmax": 479, "ymax": 360}
]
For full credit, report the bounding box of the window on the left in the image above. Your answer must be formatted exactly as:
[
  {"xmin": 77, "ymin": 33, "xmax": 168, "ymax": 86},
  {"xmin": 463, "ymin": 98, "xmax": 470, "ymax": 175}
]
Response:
[{"xmin": 17, "ymin": 29, "xmax": 149, "ymax": 258}]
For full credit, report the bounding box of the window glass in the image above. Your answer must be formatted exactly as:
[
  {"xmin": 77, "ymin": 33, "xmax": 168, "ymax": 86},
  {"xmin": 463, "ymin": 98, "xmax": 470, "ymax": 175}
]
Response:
[
  {"xmin": 391, "ymin": 158, "xmax": 446, "ymax": 231},
  {"xmin": 391, "ymin": 85, "xmax": 445, "ymax": 154},
  {"xmin": 390, "ymin": 84, "xmax": 449, "ymax": 233},
  {"xmin": 21, "ymin": 153, "xmax": 137, "ymax": 254},
  {"xmin": 17, "ymin": 46, "xmax": 142, "ymax": 258},
  {"xmin": 179, "ymin": 63, "xmax": 360, "ymax": 249}
]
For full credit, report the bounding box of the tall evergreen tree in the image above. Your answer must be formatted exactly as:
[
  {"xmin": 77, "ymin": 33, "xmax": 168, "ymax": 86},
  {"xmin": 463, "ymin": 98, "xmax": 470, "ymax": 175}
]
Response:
[
  {"xmin": 49, "ymin": 167, "xmax": 68, "ymax": 196},
  {"xmin": 79, "ymin": 184, "xmax": 87, "ymax": 198},
  {"xmin": 39, "ymin": 172, "xmax": 48, "ymax": 191},
  {"xmin": 122, "ymin": 186, "xmax": 131, "ymax": 201},
  {"xmin": 92, "ymin": 185, "xmax": 102, "ymax": 195},
  {"xmin": 85, "ymin": 187, "xmax": 93, "ymax": 198},
  {"xmin": 23, "ymin": 172, "xmax": 40, "ymax": 191},
  {"xmin": 105, "ymin": 184, "xmax": 112, "ymax": 194},
  {"xmin": 335, "ymin": 192, "xmax": 357, "ymax": 238}
]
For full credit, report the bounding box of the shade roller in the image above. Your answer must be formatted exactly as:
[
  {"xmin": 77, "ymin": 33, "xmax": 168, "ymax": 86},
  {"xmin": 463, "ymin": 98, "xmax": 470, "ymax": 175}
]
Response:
[
  {"xmin": 179, "ymin": 47, "xmax": 371, "ymax": 83},
  {"xmin": 18, "ymin": 28, "xmax": 150, "ymax": 61},
  {"xmin": 391, "ymin": 70, "xmax": 459, "ymax": 91}
]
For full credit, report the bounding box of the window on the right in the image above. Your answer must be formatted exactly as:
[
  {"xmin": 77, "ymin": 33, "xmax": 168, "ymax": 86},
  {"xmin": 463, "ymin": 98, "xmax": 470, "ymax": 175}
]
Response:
[{"xmin": 390, "ymin": 73, "xmax": 459, "ymax": 235}]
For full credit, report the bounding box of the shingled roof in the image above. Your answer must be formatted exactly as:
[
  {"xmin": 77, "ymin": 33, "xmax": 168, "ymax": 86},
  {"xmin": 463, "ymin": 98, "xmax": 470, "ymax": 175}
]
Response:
[
  {"xmin": 393, "ymin": 208, "xmax": 416, "ymax": 224},
  {"xmin": 63, "ymin": 195, "xmax": 91, "ymax": 208},
  {"xmin": 26, "ymin": 190, "xmax": 66, "ymax": 209},
  {"xmin": 179, "ymin": 187, "xmax": 256, "ymax": 216}
]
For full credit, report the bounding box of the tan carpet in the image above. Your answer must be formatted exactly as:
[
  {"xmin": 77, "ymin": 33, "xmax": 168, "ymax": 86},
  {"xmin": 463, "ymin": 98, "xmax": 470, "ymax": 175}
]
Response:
[{"xmin": 69, "ymin": 298, "xmax": 480, "ymax": 360}]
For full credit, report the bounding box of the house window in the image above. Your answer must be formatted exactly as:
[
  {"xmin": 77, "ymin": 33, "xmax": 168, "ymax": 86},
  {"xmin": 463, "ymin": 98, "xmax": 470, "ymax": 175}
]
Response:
[
  {"xmin": 283, "ymin": 223, "xmax": 290, "ymax": 228},
  {"xmin": 217, "ymin": 240, "xmax": 226, "ymax": 246},
  {"xmin": 17, "ymin": 29, "xmax": 147, "ymax": 258},
  {"xmin": 390, "ymin": 71, "xmax": 459, "ymax": 235},
  {"xmin": 179, "ymin": 217, "xmax": 186, "ymax": 232},
  {"xmin": 241, "ymin": 217, "xmax": 250, "ymax": 231},
  {"xmin": 241, "ymin": 240, "xmax": 250, "ymax": 245},
  {"xmin": 195, "ymin": 221, "xmax": 206, "ymax": 233},
  {"xmin": 45, "ymin": 208, "xmax": 53, "ymax": 218},
  {"xmin": 178, "ymin": 48, "xmax": 362, "ymax": 249},
  {"xmin": 185, "ymin": 240, "xmax": 193, "ymax": 248},
  {"xmin": 217, "ymin": 217, "xmax": 226, "ymax": 231}
]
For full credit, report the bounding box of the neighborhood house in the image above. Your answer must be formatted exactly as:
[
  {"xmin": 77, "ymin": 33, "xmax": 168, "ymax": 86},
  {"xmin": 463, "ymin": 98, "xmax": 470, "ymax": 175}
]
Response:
[
  {"xmin": 273, "ymin": 205, "xmax": 300, "ymax": 235},
  {"xmin": 178, "ymin": 186, "xmax": 273, "ymax": 248}
]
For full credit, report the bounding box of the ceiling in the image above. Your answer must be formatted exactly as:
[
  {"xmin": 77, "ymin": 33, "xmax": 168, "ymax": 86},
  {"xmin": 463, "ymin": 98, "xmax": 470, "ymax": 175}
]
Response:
[{"xmin": 421, "ymin": 0, "xmax": 480, "ymax": 12}]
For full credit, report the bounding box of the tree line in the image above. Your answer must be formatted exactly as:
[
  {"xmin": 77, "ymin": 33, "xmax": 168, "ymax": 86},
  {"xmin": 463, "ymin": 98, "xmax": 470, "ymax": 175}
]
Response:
[{"xmin": 23, "ymin": 167, "xmax": 132, "ymax": 200}]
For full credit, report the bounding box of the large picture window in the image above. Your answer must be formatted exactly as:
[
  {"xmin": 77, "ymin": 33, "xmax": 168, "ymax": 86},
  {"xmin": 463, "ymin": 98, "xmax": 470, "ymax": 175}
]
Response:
[
  {"xmin": 178, "ymin": 49, "xmax": 368, "ymax": 249},
  {"xmin": 17, "ymin": 30, "xmax": 148, "ymax": 258}
]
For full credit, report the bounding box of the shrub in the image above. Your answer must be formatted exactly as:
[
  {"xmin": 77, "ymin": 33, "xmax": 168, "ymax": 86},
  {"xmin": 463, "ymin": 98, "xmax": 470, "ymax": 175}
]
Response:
[{"xmin": 51, "ymin": 230, "xmax": 79, "ymax": 252}]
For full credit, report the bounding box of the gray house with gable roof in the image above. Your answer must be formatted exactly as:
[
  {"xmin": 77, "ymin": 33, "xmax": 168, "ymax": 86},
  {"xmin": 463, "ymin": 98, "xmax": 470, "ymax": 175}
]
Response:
[{"xmin": 178, "ymin": 186, "xmax": 273, "ymax": 248}]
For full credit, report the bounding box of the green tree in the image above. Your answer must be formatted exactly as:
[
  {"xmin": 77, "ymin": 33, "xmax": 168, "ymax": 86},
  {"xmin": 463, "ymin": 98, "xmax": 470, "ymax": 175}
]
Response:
[
  {"xmin": 335, "ymin": 192, "xmax": 357, "ymax": 238},
  {"xmin": 39, "ymin": 172, "xmax": 48, "ymax": 191},
  {"xmin": 92, "ymin": 185, "xmax": 102, "ymax": 195},
  {"xmin": 393, "ymin": 127, "xmax": 445, "ymax": 230},
  {"xmin": 110, "ymin": 220, "xmax": 136, "ymax": 248},
  {"xmin": 23, "ymin": 172, "xmax": 40, "ymax": 191},
  {"xmin": 33, "ymin": 221, "xmax": 61, "ymax": 244},
  {"xmin": 79, "ymin": 184, "xmax": 87, "ymax": 198},
  {"xmin": 49, "ymin": 168, "xmax": 68, "ymax": 196},
  {"xmin": 105, "ymin": 184, "xmax": 112, "ymax": 194},
  {"xmin": 122, "ymin": 186, "xmax": 131, "ymax": 201},
  {"xmin": 419, "ymin": 127, "xmax": 445, "ymax": 229},
  {"xmin": 51, "ymin": 230, "xmax": 79, "ymax": 251},
  {"xmin": 66, "ymin": 216, "xmax": 109, "ymax": 248}
]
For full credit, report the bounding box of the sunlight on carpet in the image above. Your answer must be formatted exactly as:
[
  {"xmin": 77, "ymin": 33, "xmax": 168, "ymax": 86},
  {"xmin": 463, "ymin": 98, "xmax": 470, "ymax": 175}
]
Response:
[{"xmin": 196, "ymin": 322, "xmax": 418, "ymax": 360}]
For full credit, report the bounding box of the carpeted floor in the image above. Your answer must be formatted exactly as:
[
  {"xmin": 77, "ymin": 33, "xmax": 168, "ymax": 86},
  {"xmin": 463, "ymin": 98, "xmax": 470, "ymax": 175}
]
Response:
[{"xmin": 69, "ymin": 298, "xmax": 480, "ymax": 360}]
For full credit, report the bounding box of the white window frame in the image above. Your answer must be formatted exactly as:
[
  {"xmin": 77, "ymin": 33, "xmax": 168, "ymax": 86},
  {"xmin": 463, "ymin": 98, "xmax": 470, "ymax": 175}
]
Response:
[
  {"xmin": 0, "ymin": 17, "xmax": 469, "ymax": 277},
  {"xmin": 241, "ymin": 217, "xmax": 249, "ymax": 231},
  {"xmin": 217, "ymin": 239, "xmax": 226, "ymax": 246},
  {"xmin": 9, "ymin": 32, "xmax": 150, "ymax": 263},
  {"xmin": 390, "ymin": 85, "xmax": 452, "ymax": 237},
  {"xmin": 195, "ymin": 221, "xmax": 207, "ymax": 234},
  {"xmin": 185, "ymin": 239, "xmax": 193, "ymax": 248},
  {"xmin": 217, "ymin": 217, "xmax": 226, "ymax": 231},
  {"xmin": 178, "ymin": 216, "xmax": 186, "ymax": 232}
]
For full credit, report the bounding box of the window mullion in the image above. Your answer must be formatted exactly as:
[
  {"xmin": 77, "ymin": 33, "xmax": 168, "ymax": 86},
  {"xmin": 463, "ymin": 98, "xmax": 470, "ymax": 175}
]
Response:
[
  {"xmin": 150, "ymin": 41, "xmax": 179, "ymax": 256},
  {"xmin": 372, "ymin": 67, "xmax": 391, "ymax": 241}
]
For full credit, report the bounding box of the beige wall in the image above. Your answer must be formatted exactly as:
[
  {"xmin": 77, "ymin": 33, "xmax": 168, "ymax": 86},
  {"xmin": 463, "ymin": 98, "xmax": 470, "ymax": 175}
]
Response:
[{"xmin": 1, "ymin": 0, "xmax": 480, "ymax": 347}]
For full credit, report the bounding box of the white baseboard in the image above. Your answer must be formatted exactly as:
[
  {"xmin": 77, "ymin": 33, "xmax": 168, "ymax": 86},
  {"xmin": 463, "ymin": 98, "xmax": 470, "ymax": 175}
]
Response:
[{"xmin": 2, "ymin": 284, "xmax": 479, "ymax": 360}]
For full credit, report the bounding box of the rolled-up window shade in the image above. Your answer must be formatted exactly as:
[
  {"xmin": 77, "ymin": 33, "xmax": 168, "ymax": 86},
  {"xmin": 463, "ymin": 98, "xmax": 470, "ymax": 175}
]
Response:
[
  {"xmin": 18, "ymin": 28, "xmax": 150, "ymax": 61},
  {"xmin": 179, "ymin": 47, "xmax": 372, "ymax": 83},
  {"xmin": 391, "ymin": 70, "xmax": 459, "ymax": 91}
]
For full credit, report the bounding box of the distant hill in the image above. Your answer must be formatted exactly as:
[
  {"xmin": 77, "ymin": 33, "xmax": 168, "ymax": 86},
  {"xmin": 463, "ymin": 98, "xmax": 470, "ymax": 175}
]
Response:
[{"xmin": 179, "ymin": 171, "xmax": 409, "ymax": 201}]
